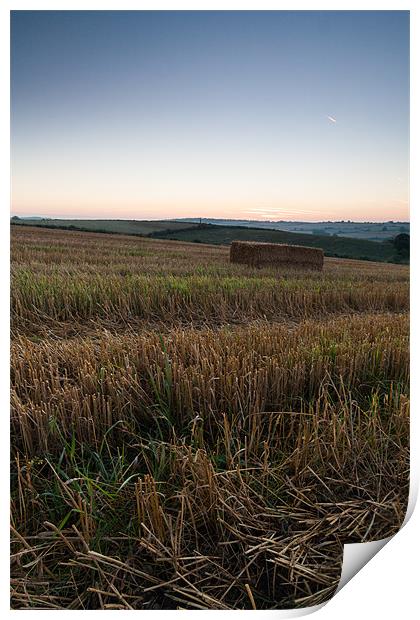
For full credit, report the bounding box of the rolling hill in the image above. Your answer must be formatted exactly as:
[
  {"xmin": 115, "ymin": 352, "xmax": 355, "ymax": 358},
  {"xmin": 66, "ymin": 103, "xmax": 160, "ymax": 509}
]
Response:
[
  {"xmin": 10, "ymin": 217, "xmax": 199, "ymax": 236},
  {"xmin": 11, "ymin": 218, "xmax": 407, "ymax": 263},
  {"xmin": 151, "ymin": 223, "xmax": 405, "ymax": 263}
]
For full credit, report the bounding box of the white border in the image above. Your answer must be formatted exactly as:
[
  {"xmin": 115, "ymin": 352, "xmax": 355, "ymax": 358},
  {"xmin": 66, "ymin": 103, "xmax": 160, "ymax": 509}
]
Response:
[{"xmin": 2, "ymin": 2, "xmax": 417, "ymax": 618}]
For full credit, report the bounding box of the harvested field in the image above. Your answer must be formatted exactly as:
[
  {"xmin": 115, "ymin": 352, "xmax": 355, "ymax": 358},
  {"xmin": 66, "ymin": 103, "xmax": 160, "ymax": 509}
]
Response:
[
  {"xmin": 10, "ymin": 226, "xmax": 409, "ymax": 610},
  {"xmin": 230, "ymin": 240, "xmax": 324, "ymax": 270},
  {"xmin": 11, "ymin": 227, "xmax": 408, "ymax": 337}
]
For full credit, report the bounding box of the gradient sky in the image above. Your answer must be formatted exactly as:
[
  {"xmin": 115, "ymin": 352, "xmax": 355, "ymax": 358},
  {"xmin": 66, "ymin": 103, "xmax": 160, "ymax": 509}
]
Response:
[{"xmin": 11, "ymin": 10, "xmax": 409, "ymax": 222}]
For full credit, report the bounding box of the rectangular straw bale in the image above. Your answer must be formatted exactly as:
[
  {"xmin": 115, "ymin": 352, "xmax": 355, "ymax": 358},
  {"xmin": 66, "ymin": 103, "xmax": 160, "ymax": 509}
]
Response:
[{"xmin": 230, "ymin": 240, "xmax": 324, "ymax": 270}]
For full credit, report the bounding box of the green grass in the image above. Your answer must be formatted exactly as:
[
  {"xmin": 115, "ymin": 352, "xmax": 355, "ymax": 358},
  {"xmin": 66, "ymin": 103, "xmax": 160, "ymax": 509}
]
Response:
[
  {"xmin": 11, "ymin": 316, "xmax": 409, "ymax": 609},
  {"xmin": 151, "ymin": 223, "xmax": 405, "ymax": 263},
  {"xmin": 11, "ymin": 270, "xmax": 409, "ymax": 335},
  {"xmin": 11, "ymin": 218, "xmax": 199, "ymax": 236}
]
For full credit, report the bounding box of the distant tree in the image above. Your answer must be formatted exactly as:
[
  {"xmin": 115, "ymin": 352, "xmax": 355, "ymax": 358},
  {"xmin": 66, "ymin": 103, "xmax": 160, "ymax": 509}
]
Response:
[{"xmin": 393, "ymin": 233, "xmax": 410, "ymax": 259}]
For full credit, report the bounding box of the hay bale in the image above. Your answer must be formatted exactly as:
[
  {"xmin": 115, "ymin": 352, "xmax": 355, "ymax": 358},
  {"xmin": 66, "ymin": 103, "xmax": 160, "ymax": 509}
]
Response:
[{"xmin": 230, "ymin": 240, "xmax": 324, "ymax": 271}]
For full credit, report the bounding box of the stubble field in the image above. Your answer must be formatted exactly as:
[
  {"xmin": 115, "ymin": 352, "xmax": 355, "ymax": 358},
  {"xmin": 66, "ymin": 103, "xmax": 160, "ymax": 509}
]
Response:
[{"xmin": 10, "ymin": 225, "xmax": 409, "ymax": 609}]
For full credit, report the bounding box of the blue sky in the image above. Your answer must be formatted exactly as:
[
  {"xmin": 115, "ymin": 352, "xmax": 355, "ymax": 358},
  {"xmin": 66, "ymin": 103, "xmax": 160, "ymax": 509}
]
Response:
[{"xmin": 11, "ymin": 10, "xmax": 409, "ymax": 221}]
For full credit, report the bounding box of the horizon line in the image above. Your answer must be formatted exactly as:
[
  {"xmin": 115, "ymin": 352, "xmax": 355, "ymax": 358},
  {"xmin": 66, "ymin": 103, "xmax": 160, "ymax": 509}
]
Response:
[{"xmin": 11, "ymin": 214, "xmax": 410, "ymax": 225}]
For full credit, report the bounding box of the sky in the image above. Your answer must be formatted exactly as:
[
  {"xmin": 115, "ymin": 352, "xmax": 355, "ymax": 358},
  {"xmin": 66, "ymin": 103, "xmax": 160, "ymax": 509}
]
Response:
[{"xmin": 11, "ymin": 10, "xmax": 409, "ymax": 222}]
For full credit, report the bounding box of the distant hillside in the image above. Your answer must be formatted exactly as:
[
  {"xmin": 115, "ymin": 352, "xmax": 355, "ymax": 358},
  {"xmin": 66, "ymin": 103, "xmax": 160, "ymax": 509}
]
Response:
[
  {"xmin": 10, "ymin": 217, "xmax": 199, "ymax": 236},
  {"xmin": 11, "ymin": 217, "xmax": 408, "ymax": 263},
  {"xmin": 151, "ymin": 224, "xmax": 406, "ymax": 263},
  {"xmin": 175, "ymin": 218, "xmax": 410, "ymax": 242}
]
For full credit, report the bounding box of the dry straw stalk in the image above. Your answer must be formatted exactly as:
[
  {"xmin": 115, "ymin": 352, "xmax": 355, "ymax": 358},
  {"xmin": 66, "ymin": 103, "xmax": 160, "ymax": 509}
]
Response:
[{"xmin": 230, "ymin": 240, "xmax": 324, "ymax": 270}]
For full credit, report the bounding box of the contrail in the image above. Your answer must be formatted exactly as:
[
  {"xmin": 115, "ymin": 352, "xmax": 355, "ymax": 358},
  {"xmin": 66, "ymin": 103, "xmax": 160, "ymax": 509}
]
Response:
[{"xmin": 327, "ymin": 115, "xmax": 337, "ymax": 123}]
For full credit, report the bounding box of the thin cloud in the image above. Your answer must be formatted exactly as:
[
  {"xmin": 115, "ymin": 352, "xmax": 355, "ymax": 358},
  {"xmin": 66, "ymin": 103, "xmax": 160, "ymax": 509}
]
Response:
[
  {"xmin": 327, "ymin": 115, "xmax": 337, "ymax": 124},
  {"xmin": 244, "ymin": 209, "xmax": 336, "ymax": 218}
]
